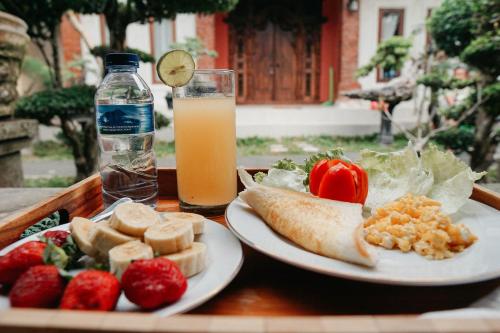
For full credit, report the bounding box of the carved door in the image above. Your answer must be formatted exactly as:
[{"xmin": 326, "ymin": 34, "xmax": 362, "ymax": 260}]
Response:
[{"xmin": 228, "ymin": 0, "xmax": 324, "ymax": 104}]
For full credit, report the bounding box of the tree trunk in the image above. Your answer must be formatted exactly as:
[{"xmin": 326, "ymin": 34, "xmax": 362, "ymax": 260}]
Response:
[
  {"xmin": 82, "ymin": 117, "xmax": 98, "ymax": 177},
  {"xmin": 50, "ymin": 28, "xmax": 62, "ymax": 88},
  {"xmin": 470, "ymin": 107, "xmax": 497, "ymax": 173},
  {"xmin": 106, "ymin": 13, "xmax": 127, "ymax": 51},
  {"xmin": 60, "ymin": 117, "xmax": 97, "ymax": 181},
  {"xmin": 428, "ymin": 88, "xmax": 441, "ymax": 129},
  {"xmin": 380, "ymin": 104, "xmax": 396, "ymax": 145}
]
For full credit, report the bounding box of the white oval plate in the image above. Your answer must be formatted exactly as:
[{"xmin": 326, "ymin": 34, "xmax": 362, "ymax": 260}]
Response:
[
  {"xmin": 226, "ymin": 198, "xmax": 500, "ymax": 286},
  {"xmin": 0, "ymin": 219, "xmax": 243, "ymax": 316}
]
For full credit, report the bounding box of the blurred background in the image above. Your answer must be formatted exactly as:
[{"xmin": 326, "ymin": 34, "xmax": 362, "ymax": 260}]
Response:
[{"xmin": 0, "ymin": 0, "xmax": 498, "ymax": 189}]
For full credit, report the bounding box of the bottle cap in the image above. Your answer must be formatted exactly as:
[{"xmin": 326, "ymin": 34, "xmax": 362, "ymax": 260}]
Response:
[{"xmin": 105, "ymin": 53, "xmax": 140, "ymax": 68}]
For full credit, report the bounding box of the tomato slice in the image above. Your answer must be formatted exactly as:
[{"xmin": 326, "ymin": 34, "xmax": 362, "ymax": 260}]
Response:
[
  {"xmin": 350, "ymin": 163, "xmax": 368, "ymax": 204},
  {"xmin": 308, "ymin": 159, "xmax": 330, "ymax": 195},
  {"xmin": 317, "ymin": 164, "xmax": 357, "ymax": 203}
]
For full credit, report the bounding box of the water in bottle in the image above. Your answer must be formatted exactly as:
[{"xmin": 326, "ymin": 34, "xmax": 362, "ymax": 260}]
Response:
[{"xmin": 95, "ymin": 53, "xmax": 158, "ymax": 207}]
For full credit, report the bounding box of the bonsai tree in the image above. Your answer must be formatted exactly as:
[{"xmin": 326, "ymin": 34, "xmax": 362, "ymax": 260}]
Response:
[
  {"xmin": 428, "ymin": 0, "xmax": 500, "ymax": 172},
  {"xmin": 345, "ymin": 36, "xmax": 414, "ymax": 144}
]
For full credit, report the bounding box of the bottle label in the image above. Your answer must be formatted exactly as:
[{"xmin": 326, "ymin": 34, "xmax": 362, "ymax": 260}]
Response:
[{"xmin": 96, "ymin": 104, "xmax": 154, "ymax": 135}]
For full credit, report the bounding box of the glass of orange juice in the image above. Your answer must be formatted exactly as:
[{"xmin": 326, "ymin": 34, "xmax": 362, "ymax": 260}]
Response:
[{"xmin": 172, "ymin": 70, "xmax": 236, "ymax": 215}]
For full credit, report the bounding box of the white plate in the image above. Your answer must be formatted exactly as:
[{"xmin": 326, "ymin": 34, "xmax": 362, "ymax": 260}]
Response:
[
  {"xmin": 226, "ymin": 198, "xmax": 500, "ymax": 286},
  {"xmin": 0, "ymin": 219, "xmax": 243, "ymax": 316}
]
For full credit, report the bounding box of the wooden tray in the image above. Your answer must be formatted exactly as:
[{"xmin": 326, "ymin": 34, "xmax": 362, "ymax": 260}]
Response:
[{"xmin": 1, "ymin": 168, "xmax": 500, "ymax": 333}]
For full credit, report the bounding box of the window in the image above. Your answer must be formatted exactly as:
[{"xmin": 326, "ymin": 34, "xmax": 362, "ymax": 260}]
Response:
[
  {"xmin": 150, "ymin": 19, "xmax": 175, "ymax": 83},
  {"xmin": 377, "ymin": 8, "xmax": 405, "ymax": 82}
]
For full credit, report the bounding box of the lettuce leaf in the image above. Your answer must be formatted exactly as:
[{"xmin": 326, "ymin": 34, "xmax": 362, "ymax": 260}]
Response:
[
  {"xmin": 360, "ymin": 143, "xmax": 486, "ymax": 213},
  {"xmin": 254, "ymin": 158, "xmax": 308, "ymax": 192},
  {"xmin": 421, "ymin": 145, "xmax": 486, "ymax": 214},
  {"xmin": 359, "ymin": 143, "xmax": 433, "ymax": 209}
]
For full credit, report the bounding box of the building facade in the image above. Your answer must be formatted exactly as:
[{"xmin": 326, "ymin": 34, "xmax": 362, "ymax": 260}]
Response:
[{"xmin": 61, "ymin": 0, "xmax": 441, "ymax": 111}]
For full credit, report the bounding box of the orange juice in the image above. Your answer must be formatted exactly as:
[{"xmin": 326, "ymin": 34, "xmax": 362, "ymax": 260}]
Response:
[{"xmin": 173, "ymin": 97, "xmax": 236, "ymax": 206}]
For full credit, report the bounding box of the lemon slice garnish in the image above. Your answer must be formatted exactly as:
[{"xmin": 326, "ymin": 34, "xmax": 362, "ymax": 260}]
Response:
[{"xmin": 156, "ymin": 49, "xmax": 195, "ymax": 87}]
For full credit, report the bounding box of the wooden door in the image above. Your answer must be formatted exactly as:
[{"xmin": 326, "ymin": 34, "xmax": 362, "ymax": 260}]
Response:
[
  {"xmin": 249, "ymin": 23, "xmax": 298, "ymax": 103},
  {"xmin": 250, "ymin": 23, "xmax": 274, "ymax": 103},
  {"xmin": 227, "ymin": 0, "xmax": 324, "ymax": 104}
]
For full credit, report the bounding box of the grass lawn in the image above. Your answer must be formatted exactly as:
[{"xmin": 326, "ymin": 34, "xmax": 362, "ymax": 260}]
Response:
[
  {"xmin": 31, "ymin": 134, "xmax": 410, "ymax": 159},
  {"xmin": 23, "ymin": 176, "xmax": 75, "ymax": 188}
]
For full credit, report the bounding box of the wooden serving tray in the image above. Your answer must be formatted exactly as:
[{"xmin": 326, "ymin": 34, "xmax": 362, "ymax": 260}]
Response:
[{"xmin": 0, "ymin": 168, "xmax": 500, "ymax": 333}]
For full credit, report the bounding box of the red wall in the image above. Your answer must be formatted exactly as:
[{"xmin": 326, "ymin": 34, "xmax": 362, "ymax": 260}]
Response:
[
  {"xmin": 214, "ymin": 13, "xmax": 229, "ymax": 69},
  {"xmin": 320, "ymin": 0, "xmax": 342, "ymax": 102}
]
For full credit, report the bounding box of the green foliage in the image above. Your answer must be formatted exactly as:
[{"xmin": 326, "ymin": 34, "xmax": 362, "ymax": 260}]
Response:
[
  {"xmin": 303, "ymin": 148, "xmax": 346, "ymax": 175},
  {"xmin": 461, "ymin": 35, "xmax": 500, "ymax": 77},
  {"xmin": 417, "ymin": 72, "xmax": 475, "ymax": 90},
  {"xmin": 20, "ymin": 212, "xmax": 60, "ymax": 239},
  {"xmin": 81, "ymin": 0, "xmax": 238, "ymax": 23},
  {"xmin": 483, "ymin": 82, "xmax": 500, "ymax": 116},
  {"xmin": 356, "ymin": 36, "xmax": 413, "ymax": 78},
  {"xmin": 23, "ymin": 177, "xmax": 75, "ymax": 188},
  {"xmin": 91, "ymin": 46, "xmax": 155, "ymax": 63},
  {"xmin": 434, "ymin": 125, "xmax": 475, "ymax": 154},
  {"xmin": 428, "ymin": 0, "xmax": 475, "ymax": 57},
  {"xmin": 33, "ymin": 139, "xmax": 72, "ymax": 159},
  {"xmin": 15, "ymin": 85, "xmax": 96, "ymax": 125},
  {"xmin": 170, "ymin": 37, "xmax": 218, "ymax": 60},
  {"xmin": 155, "ymin": 111, "xmax": 170, "ymax": 129},
  {"xmin": 272, "ymin": 158, "xmax": 300, "ymax": 171},
  {"xmin": 0, "ymin": 1, "xmax": 89, "ymax": 41},
  {"xmin": 21, "ymin": 56, "xmax": 52, "ymax": 88},
  {"xmin": 154, "ymin": 140, "xmax": 176, "ymax": 156}
]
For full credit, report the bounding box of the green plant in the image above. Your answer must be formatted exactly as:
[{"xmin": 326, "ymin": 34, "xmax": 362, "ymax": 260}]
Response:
[
  {"xmin": 155, "ymin": 112, "xmax": 170, "ymax": 129},
  {"xmin": 356, "ymin": 36, "xmax": 413, "ymax": 78},
  {"xmin": 23, "ymin": 176, "xmax": 76, "ymax": 188},
  {"xmin": 81, "ymin": 0, "xmax": 238, "ymax": 51},
  {"xmin": 15, "ymin": 85, "xmax": 97, "ymax": 180},
  {"xmin": 32, "ymin": 140, "xmax": 72, "ymax": 159},
  {"xmin": 154, "ymin": 141, "xmax": 176, "ymax": 157},
  {"xmin": 428, "ymin": 0, "xmax": 500, "ymax": 172},
  {"xmin": 170, "ymin": 37, "xmax": 218, "ymax": 60},
  {"xmin": 21, "ymin": 56, "xmax": 52, "ymax": 91},
  {"xmin": 90, "ymin": 46, "xmax": 155, "ymax": 63}
]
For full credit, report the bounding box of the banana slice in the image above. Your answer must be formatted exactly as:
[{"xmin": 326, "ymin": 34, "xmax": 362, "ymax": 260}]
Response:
[
  {"xmin": 109, "ymin": 240, "xmax": 153, "ymax": 279},
  {"xmin": 109, "ymin": 202, "xmax": 161, "ymax": 237},
  {"xmin": 89, "ymin": 223, "xmax": 138, "ymax": 257},
  {"xmin": 164, "ymin": 242, "xmax": 207, "ymax": 277},
  {"xmin": 144, "ymin": 220, "xmax": 193, "ymax": 255},
  {"xmin": 69, "ymin": 217, "xmax": 98, "ymax": 257},
  {"xmin": 161, "ymin": 212, "xmax": 205, "ymax": 235}
]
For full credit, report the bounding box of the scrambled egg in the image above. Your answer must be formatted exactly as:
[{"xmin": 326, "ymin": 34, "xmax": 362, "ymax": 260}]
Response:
[{"xmin": 364, "ymin": 194, "xmax": 477, "ymax": 260}]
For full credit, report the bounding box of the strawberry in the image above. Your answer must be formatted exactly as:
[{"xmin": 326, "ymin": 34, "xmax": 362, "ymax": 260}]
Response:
[
  {"xmin": 0, "ymin": 241, "xmax": 46, "ymax": 286},
  {"xmin": 9, "ymin": 265, "xmax": 65, "ymax": 308},
  {"xmin": 121, "ymin": 258, "xmax": 187, "ymax": 310},
  {"xmin": 60, "ymin": 270, "xmax": 121, "ymax": 311},
  {"xmin": 42, "ymin": 230, "xmax": 70, "ymax": 247}
]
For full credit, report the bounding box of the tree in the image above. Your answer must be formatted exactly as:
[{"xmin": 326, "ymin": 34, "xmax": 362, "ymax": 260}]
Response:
[
  {"xmin": 15, "ymin": 85, "xmax": 97, "ymax": 180},
  {"xmin": 429, "ymin": 0, "xmax": 500, "ymax": 172},
  {"xmin": 346, "ymin": 36, "xmax": 414, "ymax": 144},
  {"xmin": 0, "ymin": 1, "xmax": 89, "ymax": 89},
  {"xmin": 84, "ymin": 0, "xmax": 238, "ymax": 51}
]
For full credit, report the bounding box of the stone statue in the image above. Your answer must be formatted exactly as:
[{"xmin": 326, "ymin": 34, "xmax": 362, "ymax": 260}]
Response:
[{"xmin": 0, "ymin": 11, "xmax": 37, "ymax": 187}]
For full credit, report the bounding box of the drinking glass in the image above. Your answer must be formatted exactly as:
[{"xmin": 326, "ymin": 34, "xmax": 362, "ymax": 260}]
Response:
[{"xmin": 172, "ymin": 70, "xmax": 236, "ymax": 215}]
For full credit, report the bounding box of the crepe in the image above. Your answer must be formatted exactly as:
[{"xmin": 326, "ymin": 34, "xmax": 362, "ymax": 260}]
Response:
[{"xmin": 238, "ymin": 169, "xmax": 377, "ymax": 267}]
